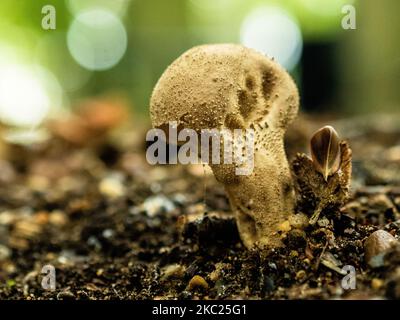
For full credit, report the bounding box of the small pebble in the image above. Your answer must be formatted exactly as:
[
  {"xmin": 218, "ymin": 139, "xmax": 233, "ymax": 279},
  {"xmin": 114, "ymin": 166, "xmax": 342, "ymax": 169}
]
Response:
[
  {"xmin": 14, "ymin": 219, "xmax": 42, "ymax": 239},
  {"xmin": 99, "ymin": 175, "xmax": 125, "ymax": 198},
  {"xmin": 295, "ymin": 270, "xmax": 306, "ymax": 281},
  {"xmin": 371, "ymin": 278, "xmax": 384, "ymax": 290},
  {"xmin": 385, "ymin": 145, "xmax": 400, "ymax": 162},
  {"xmin": 187, "ymin": 275, "xmax": 209, "ymax": 291},
  {"xmin": 268, "ymin": 262, "xmax": 277, "ymax": 270},
  {"xmin": 142, "ymin": 195, "xmax": 175, "ymax": 217},
  {"xmin": 102, "ymin": 229, "xmax": 115, "ymax": 239},
  {"xmin": 49, "ymin": 210, "xmax": 68, "ymax": 226},
  {"xmin": 364, "ymin": 230, "xmax": 397, "ymax": 267},
  {"xmin": 96, "ymin": 269, "xmax": 104, "ymax": 276},
  {"xmin": 0, "ymin": 211, "xmax": 15, "ymax": 225},
  {"xmin": 290, "ymin": 250, "xmax": 298, "ymax": 258},
  {"xmin": 57, "ymin": 291, "xmax": 75, "ymax": 300},
  {"xmin": 34, "ymin": 211, "xmax": 49, "ymax": 224},
  {"xmin": 277, "ymin": 220, "xmax": 291, "ymax": 233}
]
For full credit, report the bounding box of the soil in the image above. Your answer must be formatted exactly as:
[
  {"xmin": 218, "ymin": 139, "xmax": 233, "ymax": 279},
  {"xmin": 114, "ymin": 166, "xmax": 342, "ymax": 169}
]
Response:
[{"xmin": 0, "ymin": 113, "xmax": 399, "ymax": 300}]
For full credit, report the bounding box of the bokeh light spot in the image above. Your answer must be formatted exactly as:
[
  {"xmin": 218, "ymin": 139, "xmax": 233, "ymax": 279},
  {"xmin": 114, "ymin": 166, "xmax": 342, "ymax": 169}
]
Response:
[
  {"xmin": 67, "ymin": 9, "xmax": 128, "ymax": 71},
  {"xmin": 0, "ymin": 64, "xmax": 50, "ymax": 127},
  {"xmin": 240, "ymin": 6, "xmax": 303, "ymax": 71}
]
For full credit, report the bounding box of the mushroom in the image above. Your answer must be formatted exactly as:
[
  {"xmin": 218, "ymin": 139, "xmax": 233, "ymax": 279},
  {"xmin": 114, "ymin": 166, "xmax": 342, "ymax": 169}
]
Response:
[{"xmin": 150, "ymin": 44, "xmax": 299, "ymax": 249}]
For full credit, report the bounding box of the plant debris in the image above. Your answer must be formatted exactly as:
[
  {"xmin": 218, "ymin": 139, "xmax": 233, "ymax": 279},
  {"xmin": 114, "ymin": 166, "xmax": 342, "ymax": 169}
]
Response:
[{"xmin": 292, "ymin": 137, "xmax": 352, "ymax": 225}]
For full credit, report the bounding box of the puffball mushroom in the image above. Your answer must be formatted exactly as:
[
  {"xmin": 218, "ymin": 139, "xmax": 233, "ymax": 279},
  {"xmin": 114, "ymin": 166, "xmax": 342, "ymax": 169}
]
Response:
[{"xmin": 150, "ymin": 44, "xmax": 299, "ymax": 249}]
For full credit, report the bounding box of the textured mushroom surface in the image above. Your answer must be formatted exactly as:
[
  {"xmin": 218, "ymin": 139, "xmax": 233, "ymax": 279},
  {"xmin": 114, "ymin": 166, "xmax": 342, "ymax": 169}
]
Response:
[{"xmin": 150, "ymin": 44, "xmax": 299, "ymax": 249}]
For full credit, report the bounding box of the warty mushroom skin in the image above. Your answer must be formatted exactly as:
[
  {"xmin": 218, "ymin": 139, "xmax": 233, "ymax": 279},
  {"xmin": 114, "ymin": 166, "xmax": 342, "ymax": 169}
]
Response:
[{"xmin": 150, "ymin": 44, "xmax": 299, "ymax": 249}]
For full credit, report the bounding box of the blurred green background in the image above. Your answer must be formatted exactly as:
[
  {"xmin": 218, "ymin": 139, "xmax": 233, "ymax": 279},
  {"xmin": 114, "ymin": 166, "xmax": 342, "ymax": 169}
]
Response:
[{"xmin": 0, "ymin": 0, "xmax": 398, "ymax": 130}]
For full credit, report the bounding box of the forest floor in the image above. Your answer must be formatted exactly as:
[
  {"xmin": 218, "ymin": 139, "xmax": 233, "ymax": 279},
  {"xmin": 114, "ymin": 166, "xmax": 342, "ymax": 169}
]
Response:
[{"xmin": 0, "ymin": 111, "xmax": 399, "ymax": 300}]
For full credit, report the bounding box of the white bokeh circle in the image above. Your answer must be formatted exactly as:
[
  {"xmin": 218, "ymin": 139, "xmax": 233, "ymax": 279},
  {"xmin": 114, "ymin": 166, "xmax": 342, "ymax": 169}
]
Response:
[
  {"xmin": 67, "ymin": 9, "xmax": 128, "ymax": 71},
  {"xmin": 240, "ymin": 7, "xmax": 303, "ymax": 71}
]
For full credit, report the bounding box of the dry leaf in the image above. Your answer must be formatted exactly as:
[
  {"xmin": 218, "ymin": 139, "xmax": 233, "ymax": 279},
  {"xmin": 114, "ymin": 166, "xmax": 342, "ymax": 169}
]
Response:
[
  {"xmin": 310, "ymin": 126, "xmax": 341, "ymax": 181},
  {"xmin": 292, "ymin": 140, "xmax": 352, "ymax": 225}
]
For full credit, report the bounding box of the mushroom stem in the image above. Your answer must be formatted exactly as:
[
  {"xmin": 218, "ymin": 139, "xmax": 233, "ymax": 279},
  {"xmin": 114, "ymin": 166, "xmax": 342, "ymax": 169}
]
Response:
[{"xmin": 215, "ymin": 140, "xmax": 295, "ymax": 248}]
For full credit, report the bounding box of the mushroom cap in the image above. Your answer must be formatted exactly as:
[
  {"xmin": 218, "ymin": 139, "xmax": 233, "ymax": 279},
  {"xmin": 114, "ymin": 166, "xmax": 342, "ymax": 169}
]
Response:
[{"xmin": 150, "ymin": 44, "xmax": 299, "ymax": 133}]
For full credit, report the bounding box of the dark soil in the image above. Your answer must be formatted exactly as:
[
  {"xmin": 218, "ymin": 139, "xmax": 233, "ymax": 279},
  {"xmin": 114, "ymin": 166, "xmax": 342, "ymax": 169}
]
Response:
[{"xmin": 0, "ymin": 114, "xmax": 399, "ymax": 300}]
